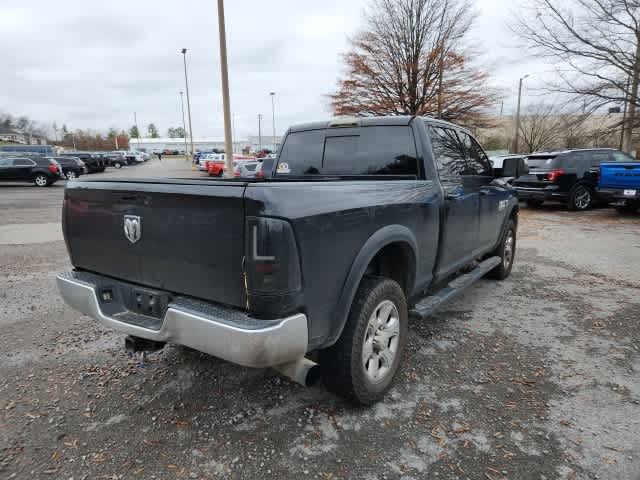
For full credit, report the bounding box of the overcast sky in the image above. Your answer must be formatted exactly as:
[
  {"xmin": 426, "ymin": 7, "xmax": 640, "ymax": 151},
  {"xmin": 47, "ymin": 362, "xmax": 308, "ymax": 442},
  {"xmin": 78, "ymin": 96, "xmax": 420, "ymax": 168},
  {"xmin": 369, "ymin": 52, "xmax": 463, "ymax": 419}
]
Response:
[{"xmin": 1, "ymin": 0, "xmax": 548, "ymax": 138}]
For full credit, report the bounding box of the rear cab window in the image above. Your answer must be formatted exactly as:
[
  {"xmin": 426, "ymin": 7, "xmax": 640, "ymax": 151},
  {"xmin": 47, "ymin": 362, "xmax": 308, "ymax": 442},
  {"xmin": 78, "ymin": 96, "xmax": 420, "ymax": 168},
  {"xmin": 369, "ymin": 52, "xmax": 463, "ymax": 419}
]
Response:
[{"xmin": 276, "ymin": 126, "xmax": 419, "ymax": 177}]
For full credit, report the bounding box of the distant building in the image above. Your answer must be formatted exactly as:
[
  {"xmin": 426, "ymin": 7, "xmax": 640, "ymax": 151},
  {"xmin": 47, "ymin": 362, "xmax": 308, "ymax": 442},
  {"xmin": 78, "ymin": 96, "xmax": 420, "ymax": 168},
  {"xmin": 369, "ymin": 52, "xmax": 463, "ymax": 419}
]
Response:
[
  {"xmin": 0, "ymin": 127, "xmax": 47, "ymax": 145},
  {"xmin": 129, "ymin": 135, "xmax": 283, "ymax": 154}
]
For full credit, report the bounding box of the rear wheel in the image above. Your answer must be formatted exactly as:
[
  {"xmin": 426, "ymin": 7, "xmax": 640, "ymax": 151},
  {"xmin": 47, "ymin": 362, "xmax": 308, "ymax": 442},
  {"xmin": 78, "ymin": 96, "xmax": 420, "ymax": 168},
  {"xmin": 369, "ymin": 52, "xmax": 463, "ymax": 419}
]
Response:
[
  {"xmin": 320, "ymin": 277, "xmax": 407, "ymax": 405},
  {"xmin": 34, "ymin": 174, "xmax": 49, "ymax": 187},
  {"xmin": 568, "ymin": 185, "xmax": 593, "ymax": 211},
  {"xmin": 526, "ymin": 199, "xmax": 544, "ymax": 208},
  {"xmin": 488, "ymin": 219, "xmax": 516, "ymax": 280},
  {"xmin": 114, "ymin": 162, "xmax": 123, "ymax": 169},
  {"xmin": 66, "ymin": 170, "xmax": 77, "ymax": 180}
]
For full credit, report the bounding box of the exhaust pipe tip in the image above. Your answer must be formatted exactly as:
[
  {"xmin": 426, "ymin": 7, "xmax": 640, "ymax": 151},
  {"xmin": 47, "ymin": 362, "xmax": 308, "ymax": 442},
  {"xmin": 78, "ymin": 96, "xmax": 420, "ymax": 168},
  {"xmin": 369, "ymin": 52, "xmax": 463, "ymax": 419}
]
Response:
[{"xmin": 274, "ymin": 358, "xmax": 321, "ymax": 387}]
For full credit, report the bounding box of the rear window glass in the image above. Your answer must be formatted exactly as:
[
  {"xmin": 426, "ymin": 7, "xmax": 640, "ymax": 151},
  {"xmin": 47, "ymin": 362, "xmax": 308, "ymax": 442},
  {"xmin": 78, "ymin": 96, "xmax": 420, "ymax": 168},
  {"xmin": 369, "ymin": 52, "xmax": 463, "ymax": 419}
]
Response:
[
  {"xmin": 526, "ymin": 156, "xmax": 556, "ymax": 169},
  {"xmin": 277, "ymin": 126, "xmax": 418, "ymax": 177}
]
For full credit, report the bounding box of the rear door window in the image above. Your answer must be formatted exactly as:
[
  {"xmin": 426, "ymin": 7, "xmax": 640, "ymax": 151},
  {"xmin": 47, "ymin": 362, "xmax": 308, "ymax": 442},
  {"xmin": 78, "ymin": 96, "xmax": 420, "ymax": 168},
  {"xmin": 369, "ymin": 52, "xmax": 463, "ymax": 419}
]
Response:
[
  {"xmin": 588, "ymin": 151, "xmax": 612, "ymax": 167},
  {"xmin": 429, "ymin": 127, "xmax": 467, "ymax": 177},
  {"xmin": 458, "ymin": 132, "xmax": 492, "ymax": 175},
  {"xmin": 12, "ymin": 159, "xmax": 35, "ymax": 166}
]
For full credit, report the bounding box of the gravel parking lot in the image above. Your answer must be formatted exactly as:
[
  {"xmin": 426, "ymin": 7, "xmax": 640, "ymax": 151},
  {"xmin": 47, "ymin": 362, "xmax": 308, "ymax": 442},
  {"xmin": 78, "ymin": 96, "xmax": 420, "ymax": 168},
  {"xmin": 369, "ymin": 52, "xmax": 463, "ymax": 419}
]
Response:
[{"xmin": 1, "ymin": 159, "xmax": 639, "ymax": 480}]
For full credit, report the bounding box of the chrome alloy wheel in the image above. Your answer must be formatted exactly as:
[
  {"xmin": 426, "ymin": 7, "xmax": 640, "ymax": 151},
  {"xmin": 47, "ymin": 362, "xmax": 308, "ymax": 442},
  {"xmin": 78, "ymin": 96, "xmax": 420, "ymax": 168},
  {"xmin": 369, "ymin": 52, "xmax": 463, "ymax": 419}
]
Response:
[
  {"xmin": 573, "ymin": 186, "xmax": 591, "ymax": 210},
  {"xmin": 504, "ymin": 229, "xmax": 515, "ymax": 269},
  {"xmin": 362, "ymin": 300, "xmax": 400, "ymax": 383}
]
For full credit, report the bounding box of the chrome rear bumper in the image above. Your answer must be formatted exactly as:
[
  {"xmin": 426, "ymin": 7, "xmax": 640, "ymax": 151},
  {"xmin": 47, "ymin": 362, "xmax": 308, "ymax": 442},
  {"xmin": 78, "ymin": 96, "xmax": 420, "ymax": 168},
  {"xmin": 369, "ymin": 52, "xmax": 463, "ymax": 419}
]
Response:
[{"xmin": 56, "ymin": 272, "xmax": 308, "ymax": 368}]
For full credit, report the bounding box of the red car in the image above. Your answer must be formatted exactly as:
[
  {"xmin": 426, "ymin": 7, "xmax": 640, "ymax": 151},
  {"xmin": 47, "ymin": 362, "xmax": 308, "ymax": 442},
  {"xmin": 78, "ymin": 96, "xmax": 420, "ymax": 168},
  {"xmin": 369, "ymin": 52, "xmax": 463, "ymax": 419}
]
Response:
[{"xmin": 206, "ymin": 160, "xmax": 226, "ymax": 177}]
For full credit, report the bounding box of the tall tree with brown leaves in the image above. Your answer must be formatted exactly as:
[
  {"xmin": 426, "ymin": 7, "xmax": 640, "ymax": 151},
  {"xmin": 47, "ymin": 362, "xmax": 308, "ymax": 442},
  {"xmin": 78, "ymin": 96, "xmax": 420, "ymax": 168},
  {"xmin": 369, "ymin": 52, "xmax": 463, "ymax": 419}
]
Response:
[{"xmin": 330, "ymin": 0, "xmax": 497, "ymax": 126}]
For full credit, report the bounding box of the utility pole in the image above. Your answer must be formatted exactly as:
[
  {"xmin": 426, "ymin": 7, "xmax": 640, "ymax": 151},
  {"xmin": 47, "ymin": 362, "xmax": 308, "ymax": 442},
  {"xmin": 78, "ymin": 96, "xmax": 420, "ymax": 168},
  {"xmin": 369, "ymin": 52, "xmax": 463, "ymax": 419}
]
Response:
[
  {"xmin": 513, "ymin": 75, "xmax": 529, "ymax": 154},
  {"xmin": 258, "ymin": 114, "xmax": 263, "ymax": 151},
  {"xmin": 216, "ymin": 0, "xmax": 234, "ymax": 177},
  {"xmin": 181, "ymin": 48, "xmax": 196, "ymax": 162},
  {"xmin": 180, "ymin": 91, "xmax": 189, "ymax": 159},
  {"xmin": 270, "ymin": 92, "xmax": 276, "ymax": 152}
]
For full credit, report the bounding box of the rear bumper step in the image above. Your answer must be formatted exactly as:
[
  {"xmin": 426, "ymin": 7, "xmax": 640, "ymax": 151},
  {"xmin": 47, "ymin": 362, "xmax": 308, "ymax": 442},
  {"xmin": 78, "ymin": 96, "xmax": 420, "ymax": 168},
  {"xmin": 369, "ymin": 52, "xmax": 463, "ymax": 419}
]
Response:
[
  {"xmin": 410, "ymin": 256, "xmax": 501, "ymax": 320},
  {"xmin": 56, "ymin": 271, "xmax": 308, "ymax": 368}
]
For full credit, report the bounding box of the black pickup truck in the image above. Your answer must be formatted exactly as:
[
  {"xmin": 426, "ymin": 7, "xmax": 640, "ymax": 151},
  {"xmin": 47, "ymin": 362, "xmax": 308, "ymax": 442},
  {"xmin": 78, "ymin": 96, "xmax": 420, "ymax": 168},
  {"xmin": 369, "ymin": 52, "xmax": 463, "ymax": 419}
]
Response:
[{"xmin": 57, "ymin": 116, "xmax": 519, "ymax": 404}]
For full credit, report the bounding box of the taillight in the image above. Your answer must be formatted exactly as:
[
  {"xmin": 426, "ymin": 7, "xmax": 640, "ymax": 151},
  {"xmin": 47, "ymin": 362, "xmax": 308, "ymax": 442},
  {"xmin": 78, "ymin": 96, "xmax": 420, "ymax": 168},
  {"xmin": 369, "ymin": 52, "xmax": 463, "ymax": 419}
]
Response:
[
  {"xmin": 546, "ymin": 169, "xmax": 565, "ymax": 182},
  {"xmin": 256, "ymin": 169, "xmax": 264, "ymax": 179},
  {"xmin": 234, "ymin": 169, "xmax": 241, "ymax": 177},
  {"xmin": 245, "ymin": 217, "xmax": 301, "ymax": 295},
  {"xmin": 48, "ymin": 163, "xmax": 58, "ymax": 174}
]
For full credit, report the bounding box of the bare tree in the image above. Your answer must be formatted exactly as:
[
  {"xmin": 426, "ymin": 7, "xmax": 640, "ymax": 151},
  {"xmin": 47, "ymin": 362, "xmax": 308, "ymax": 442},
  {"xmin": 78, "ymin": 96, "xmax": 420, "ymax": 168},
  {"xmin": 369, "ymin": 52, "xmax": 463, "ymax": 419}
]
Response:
[
  {"xmin": 517, "ymin": 104, "xmax": 564, "ymax": 153},
  {"xmin": 330, "ymin": 0, "xmax": 498, "ymax": 126},
  {"xmin": 514, "ymin": 0, "xmax": 640, "ymax": 153}
]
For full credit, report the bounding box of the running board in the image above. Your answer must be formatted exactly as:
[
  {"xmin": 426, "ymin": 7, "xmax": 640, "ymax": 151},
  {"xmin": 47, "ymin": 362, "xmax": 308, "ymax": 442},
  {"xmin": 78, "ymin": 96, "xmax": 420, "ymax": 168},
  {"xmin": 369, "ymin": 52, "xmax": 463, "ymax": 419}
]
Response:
[{"xmin": 410, "ymin": 256, "xmax": 501, "ymax": 320}]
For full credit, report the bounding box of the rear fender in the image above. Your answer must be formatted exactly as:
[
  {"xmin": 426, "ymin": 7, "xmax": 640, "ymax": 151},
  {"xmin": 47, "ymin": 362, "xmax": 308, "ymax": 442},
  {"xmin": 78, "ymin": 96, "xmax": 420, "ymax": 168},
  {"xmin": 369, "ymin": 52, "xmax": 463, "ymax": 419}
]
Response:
[{"xmin": 324, "ymin": 225, "xmax": 418, "ymax": 348}]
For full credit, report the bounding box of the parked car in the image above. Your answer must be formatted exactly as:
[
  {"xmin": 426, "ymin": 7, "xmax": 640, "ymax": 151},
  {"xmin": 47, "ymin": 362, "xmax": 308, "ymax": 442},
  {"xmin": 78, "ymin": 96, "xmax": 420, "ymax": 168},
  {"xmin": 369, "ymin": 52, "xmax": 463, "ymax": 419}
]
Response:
[
  {"xmin": 48, "ymin": 156, "xmax": 85, "ymax": 179},
  {"xmin": 232, "ymin": 160, "xmax": 262, "ymax": 177},
  {"xmin": 104, "ymin": 153, "xmax": 126, "ymax": 169},
  {"xmin": 0, "ymin": 156, "xmax": 63, "ymax": 186},
  {"xmin": 59, "ymin": 152, "xmax": 106, "ymax": 173},
  {"xmin": 206, "ymin": 160, "xmax": 225, "ymax": 176},
  {"xmin": 513, "ymin": 148, "xmax": 624, "ymax": 210},
  {"xmin": 598, "ymin": 153, "xmax": 640, "ymax": 213},
  {"xmin": 57, "ymin": 116, "xmax": 519, "ymax": 405}
]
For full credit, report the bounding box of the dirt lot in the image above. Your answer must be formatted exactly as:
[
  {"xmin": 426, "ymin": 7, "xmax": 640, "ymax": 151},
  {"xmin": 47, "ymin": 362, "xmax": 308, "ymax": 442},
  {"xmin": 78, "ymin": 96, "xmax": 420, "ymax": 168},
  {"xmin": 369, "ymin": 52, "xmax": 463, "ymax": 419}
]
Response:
[{"xmin": 1, "ymin": 160, "xmax": 639, "ymax": 480}]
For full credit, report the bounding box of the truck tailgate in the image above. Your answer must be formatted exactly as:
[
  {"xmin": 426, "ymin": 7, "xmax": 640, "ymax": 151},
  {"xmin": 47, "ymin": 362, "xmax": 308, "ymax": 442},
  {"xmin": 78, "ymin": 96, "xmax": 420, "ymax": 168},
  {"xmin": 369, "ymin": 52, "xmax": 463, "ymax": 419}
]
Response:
[
  {"xmin": 599, "ymin": 162, "xmax": 640, "ymax": 189},
  {"xmin": 63, "ymin": 180, "xmax": 248, "ymax": 308}
]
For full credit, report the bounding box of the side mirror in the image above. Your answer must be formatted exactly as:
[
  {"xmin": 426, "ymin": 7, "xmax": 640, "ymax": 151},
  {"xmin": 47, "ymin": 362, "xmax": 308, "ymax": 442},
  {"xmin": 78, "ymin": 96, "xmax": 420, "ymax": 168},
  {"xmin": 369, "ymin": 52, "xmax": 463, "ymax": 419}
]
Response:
[{"xmin": 502, "ymin": 158, "xmax": 529, "ymax": 178}]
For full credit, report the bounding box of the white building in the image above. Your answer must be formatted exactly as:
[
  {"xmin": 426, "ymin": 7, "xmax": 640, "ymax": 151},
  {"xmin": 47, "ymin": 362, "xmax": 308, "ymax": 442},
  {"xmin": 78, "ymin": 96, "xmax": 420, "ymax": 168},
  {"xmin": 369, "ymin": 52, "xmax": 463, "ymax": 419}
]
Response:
[{"xmin": 129, "ymin": 135, "xmax": 282, "ymax": 154}]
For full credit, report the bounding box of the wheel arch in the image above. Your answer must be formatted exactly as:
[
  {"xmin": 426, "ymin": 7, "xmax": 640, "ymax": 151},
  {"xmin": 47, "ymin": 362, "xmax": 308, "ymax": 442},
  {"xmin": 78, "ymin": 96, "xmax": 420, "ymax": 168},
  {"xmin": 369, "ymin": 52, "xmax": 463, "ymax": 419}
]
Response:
[{"xmin": 324, "ymin": 225, "xmax": 418, "ymax": 348}]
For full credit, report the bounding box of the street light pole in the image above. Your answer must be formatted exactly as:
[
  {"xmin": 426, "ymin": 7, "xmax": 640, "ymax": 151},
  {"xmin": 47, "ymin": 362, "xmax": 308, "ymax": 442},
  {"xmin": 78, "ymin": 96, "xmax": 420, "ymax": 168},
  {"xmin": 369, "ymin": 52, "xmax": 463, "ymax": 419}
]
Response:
[
  {"xmin": 133, "ymin": 111, "xmax": 141, "ymax": 150},
  {"xmin": 513, "ymin": 75, "xmax": 529, "ymax": 154},
  {"xmin": 216, "ymin": 0, "xmax": 234, "ymax": 177},
  {"xmin": 180, "ymin": 91, "xmax": 189, "ymax": 159},
  {"xmin": 181, "ymin": 48, "xmax": 196, "ymax": 162},
  {"xmin": 270, "ymin": 92, "xmax": 276, "ymax": 152},
  {"xmin": 258, "ymin": 114, "xmax": 263, "ymax": 151}
]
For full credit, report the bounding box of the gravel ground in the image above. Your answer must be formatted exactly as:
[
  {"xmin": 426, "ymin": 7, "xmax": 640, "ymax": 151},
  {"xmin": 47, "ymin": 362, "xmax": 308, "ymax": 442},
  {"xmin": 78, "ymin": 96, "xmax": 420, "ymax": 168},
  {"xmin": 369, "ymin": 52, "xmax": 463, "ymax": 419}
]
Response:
[{"xmin": 1, "ymin": 160, "xmax": 639, "ymax": 480}]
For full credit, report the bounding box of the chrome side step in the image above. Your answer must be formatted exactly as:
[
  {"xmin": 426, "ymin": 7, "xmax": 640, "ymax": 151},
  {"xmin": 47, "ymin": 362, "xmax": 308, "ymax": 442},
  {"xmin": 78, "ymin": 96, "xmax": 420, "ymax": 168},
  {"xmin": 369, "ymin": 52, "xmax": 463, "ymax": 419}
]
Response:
[{"xmin": 410, "ymin": 256, "xmax": 501, "ymax": 320}]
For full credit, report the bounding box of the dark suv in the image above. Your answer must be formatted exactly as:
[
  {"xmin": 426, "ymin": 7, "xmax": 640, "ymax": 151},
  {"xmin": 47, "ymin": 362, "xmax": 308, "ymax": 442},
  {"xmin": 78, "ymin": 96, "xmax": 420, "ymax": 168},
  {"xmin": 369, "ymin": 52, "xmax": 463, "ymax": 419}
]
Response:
[
  {"xmin": 48, "ymin": 156, "xmax": 86, "ymax": 179},
  {"xmin": 59, "ymin": 152, "xmax": 106, "ymax": 173},
  {"xmin": 513, "ymin": 149, "xmax": 633, "ymax": 210},
  {"xmin": 0, "ymin": 156, "xmax": 63, "ymax": 186}
]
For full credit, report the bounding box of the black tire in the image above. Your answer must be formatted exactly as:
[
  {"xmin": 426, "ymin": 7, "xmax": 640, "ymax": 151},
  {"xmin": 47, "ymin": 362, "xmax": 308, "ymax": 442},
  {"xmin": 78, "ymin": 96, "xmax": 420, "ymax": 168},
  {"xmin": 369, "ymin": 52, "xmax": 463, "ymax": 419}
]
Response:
[
  {"xmin": 487, "ymin": 219, "xmax": 517, "ymax": 280},
  {"xmin": 33, "ymin": 173, "xmax": 50, "ymax": 187},
  {"xmin": 526, "ymin": 199, "xmax": 544, "ymax": 208},
  {"xmin": 568, "ymin": 184, "xmax": 594, "ymax": 211},
  {"xmin": 320, "ymin": 277, "xmax": 408, "ymax": 405},
  {"xmin": 114, "ymin": 162, "xmax": 122, "ymax": 169}
]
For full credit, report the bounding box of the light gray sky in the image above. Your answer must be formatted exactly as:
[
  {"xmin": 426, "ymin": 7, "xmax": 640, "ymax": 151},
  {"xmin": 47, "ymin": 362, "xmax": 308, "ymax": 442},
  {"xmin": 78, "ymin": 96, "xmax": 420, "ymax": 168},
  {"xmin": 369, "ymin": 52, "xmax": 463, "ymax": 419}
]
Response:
[{"xmin": 0, "ymin": 0, "xmax": 548, "ymax": 138}]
